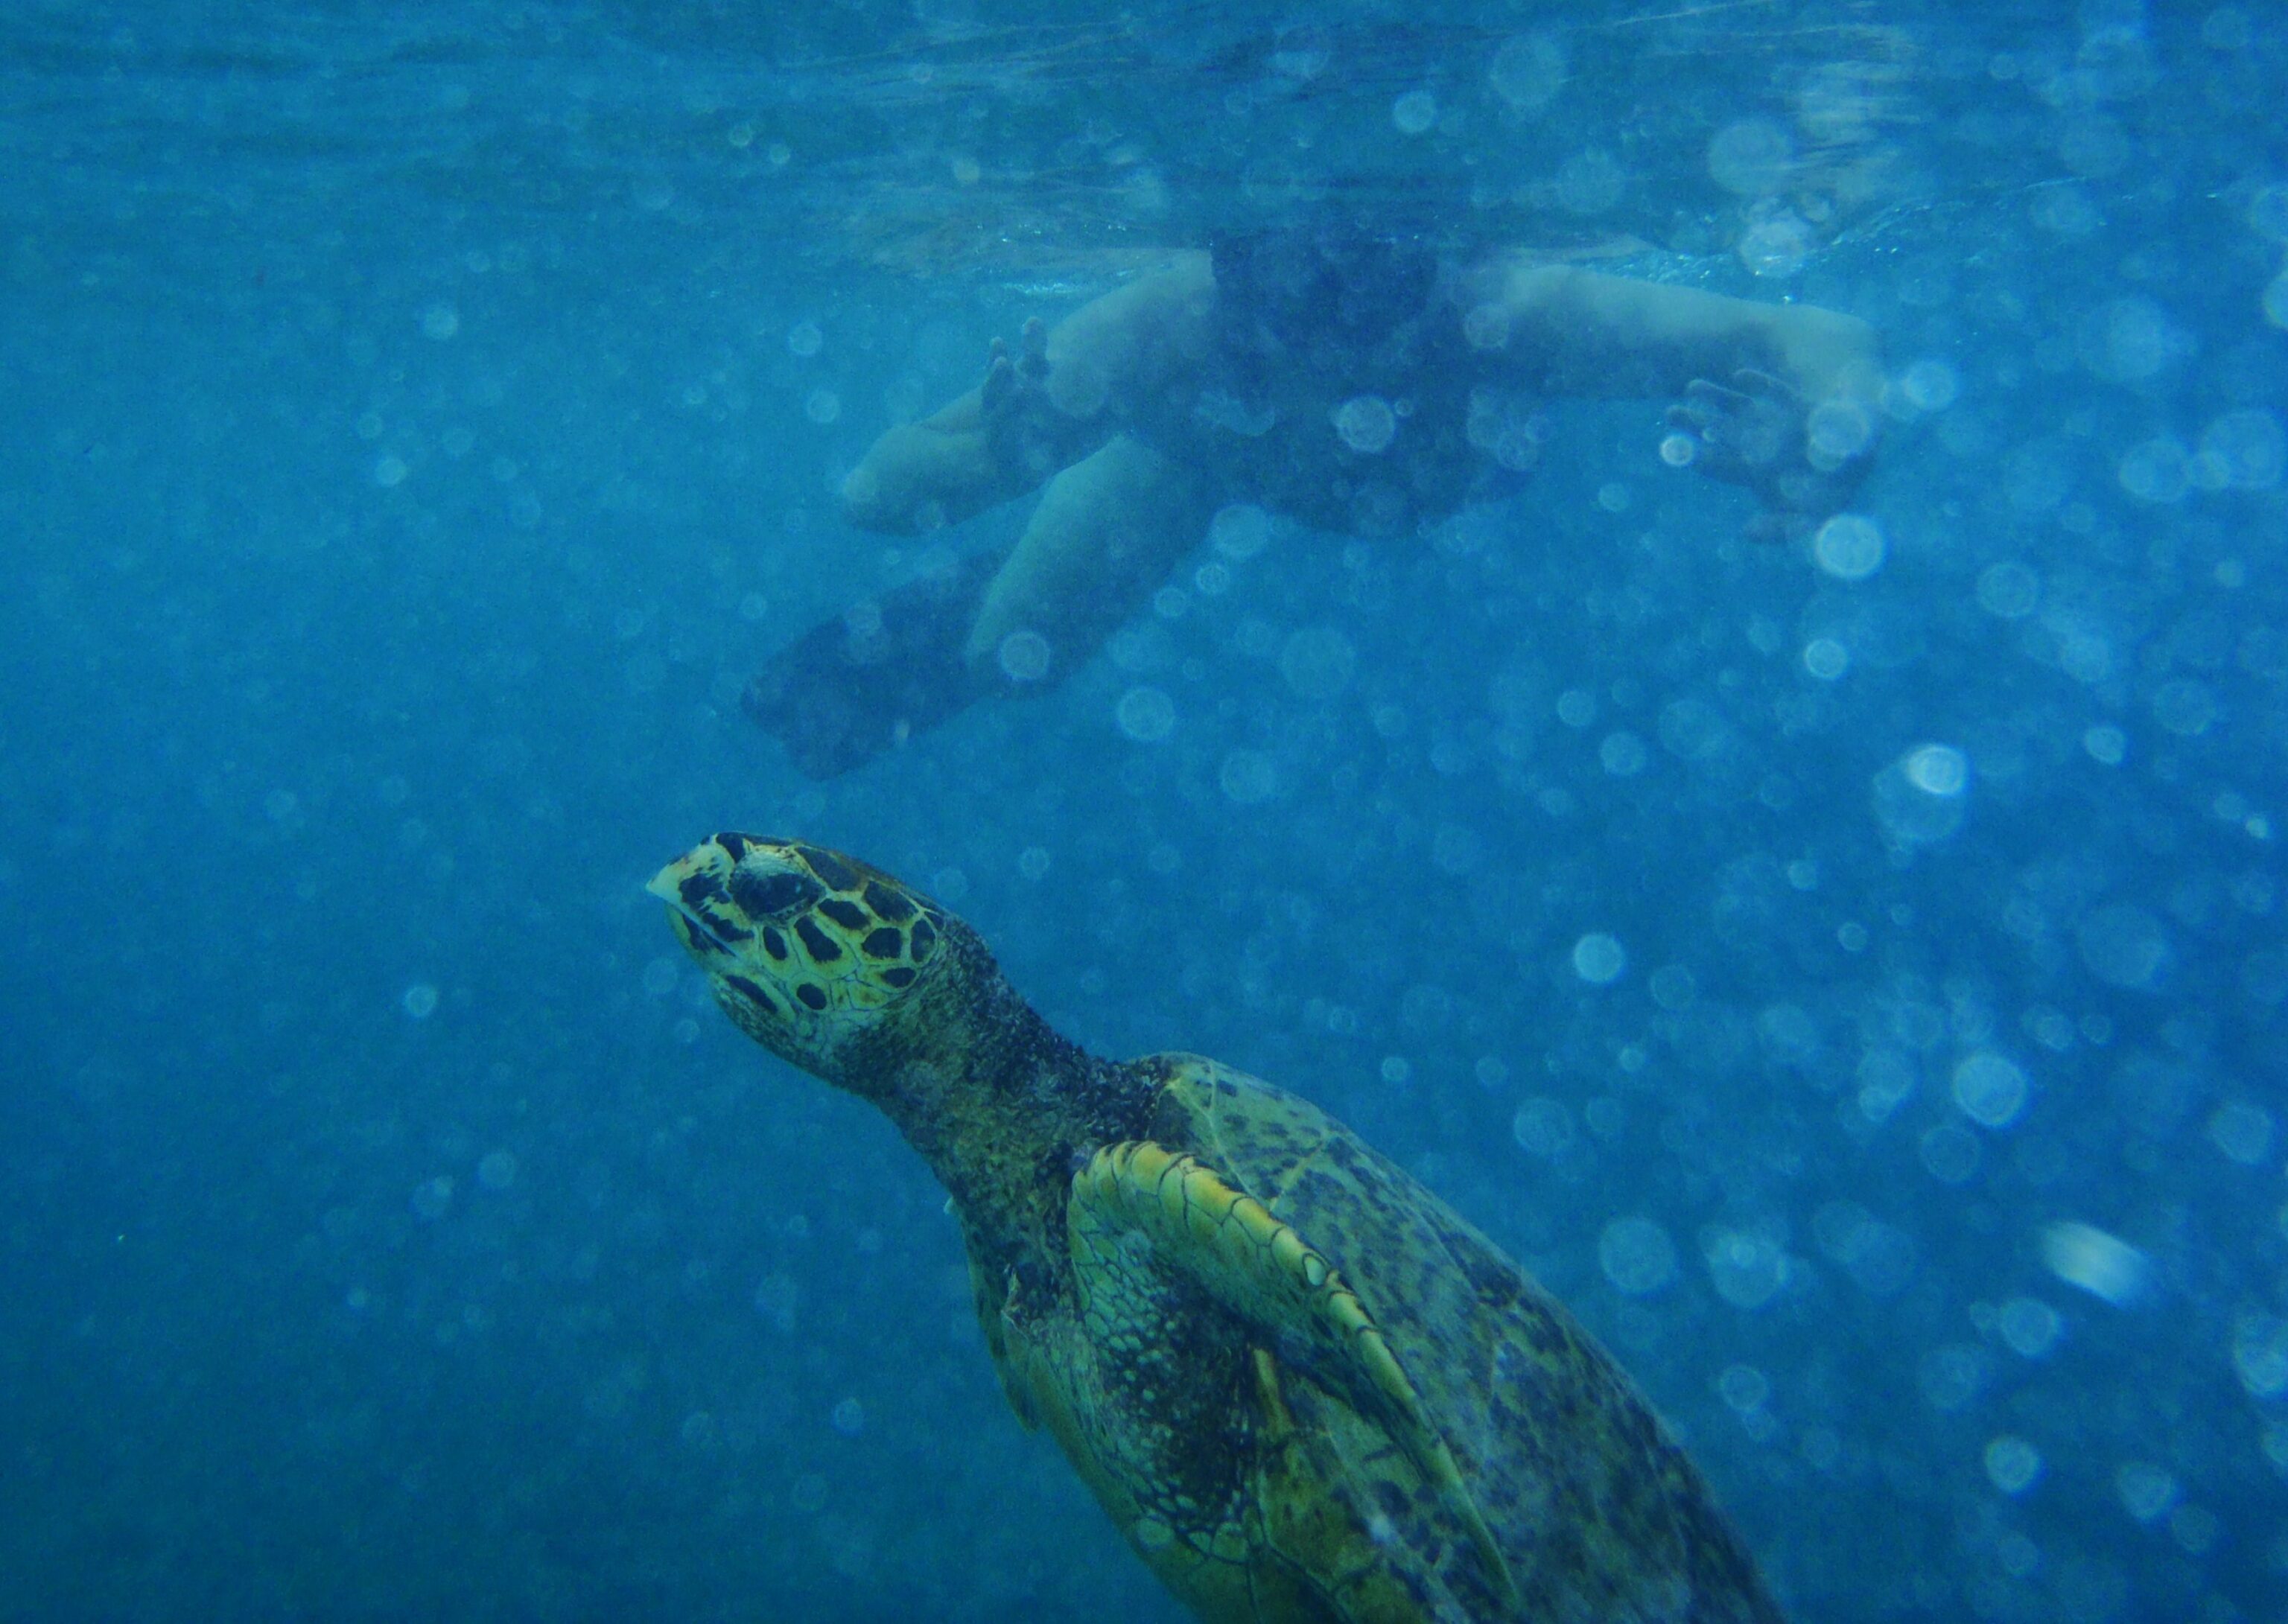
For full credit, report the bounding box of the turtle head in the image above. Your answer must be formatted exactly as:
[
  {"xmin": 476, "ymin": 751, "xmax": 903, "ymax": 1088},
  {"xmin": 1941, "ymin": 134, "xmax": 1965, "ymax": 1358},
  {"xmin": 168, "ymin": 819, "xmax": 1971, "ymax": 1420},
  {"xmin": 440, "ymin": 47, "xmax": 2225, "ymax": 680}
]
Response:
[{"xmin": 649, "ymin": 834, "xmax": 959, "ymax": 1091}]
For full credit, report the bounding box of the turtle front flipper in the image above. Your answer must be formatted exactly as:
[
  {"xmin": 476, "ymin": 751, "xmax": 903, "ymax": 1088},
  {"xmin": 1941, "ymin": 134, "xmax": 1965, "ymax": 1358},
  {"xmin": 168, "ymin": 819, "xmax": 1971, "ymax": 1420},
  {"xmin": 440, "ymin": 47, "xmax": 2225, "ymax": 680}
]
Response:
[{"xmin": 1070, "ymin": 1140, "xmax": 1518, "ymax": 1614}]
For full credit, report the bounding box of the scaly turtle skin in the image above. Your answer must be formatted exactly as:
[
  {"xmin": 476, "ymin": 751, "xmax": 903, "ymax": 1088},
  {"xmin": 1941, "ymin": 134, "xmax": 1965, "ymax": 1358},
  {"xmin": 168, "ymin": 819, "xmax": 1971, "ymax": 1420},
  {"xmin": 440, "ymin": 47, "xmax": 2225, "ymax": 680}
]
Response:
[{"xmin": 652, "ymin": 835, "xmax": 1787, "ymax": 1624}]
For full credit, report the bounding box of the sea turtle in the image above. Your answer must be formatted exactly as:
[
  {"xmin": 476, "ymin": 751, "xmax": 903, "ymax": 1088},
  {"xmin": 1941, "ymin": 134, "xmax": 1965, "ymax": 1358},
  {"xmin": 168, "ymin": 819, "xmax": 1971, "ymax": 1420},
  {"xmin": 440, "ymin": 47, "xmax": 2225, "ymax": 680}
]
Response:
[{"xmin": 651, "ymin": 833, "xmax": 1787, "ymax": 1624}]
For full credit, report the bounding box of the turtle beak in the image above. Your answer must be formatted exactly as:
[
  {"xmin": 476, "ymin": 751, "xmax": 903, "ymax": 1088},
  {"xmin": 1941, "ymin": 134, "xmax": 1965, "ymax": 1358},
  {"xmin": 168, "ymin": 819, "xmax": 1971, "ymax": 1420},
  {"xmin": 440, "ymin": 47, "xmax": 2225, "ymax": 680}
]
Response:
[{"xmin": 649, "ymin": 844, "xmax": 742, "ymax": 958}]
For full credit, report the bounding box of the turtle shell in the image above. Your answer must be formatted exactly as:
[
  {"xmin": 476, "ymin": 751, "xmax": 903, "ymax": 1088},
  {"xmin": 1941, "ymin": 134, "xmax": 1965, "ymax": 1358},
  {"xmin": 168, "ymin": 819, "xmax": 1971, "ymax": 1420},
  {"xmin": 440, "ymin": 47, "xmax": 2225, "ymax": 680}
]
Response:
[{"xmin": 1141, "ymin": 1052, "xmax": 1785, "ymax": 1624}]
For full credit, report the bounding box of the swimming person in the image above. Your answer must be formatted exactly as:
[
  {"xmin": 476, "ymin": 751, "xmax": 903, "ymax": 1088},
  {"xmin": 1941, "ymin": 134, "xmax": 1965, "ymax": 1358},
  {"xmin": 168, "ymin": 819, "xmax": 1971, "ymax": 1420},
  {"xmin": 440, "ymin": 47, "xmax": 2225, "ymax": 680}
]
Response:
[{"xmin": 746, "ymin": 225, "xmax": 1886, "ymax": 778}]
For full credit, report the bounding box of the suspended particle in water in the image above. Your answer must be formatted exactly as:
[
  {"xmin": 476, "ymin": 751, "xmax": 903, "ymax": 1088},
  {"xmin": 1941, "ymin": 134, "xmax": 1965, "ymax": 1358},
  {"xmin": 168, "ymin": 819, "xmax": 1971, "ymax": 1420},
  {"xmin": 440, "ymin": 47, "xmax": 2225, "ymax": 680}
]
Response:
[
  {"xmin": 786, "ymin": 321, "xmax": 822, "ymax": 357},
  {"xmin": 1488, "ymin": 34, "xmax": 1566, "ymax": 112},
  {"xmin": 1391, "ymin": 90, "xmax": 1437, "ymax": 135},
  {"xmin": 402, "ymin": 982, "xmax": 440, "ymax": 1019},
  {"xmin": 997, "ymin": 630, "xmax": 1052, "ymax": 683},
  {"xmin": 476, "ymin": 1150, "xmax": 518, "ymax": 1191},
  {"xmin": 1333, "ymin": 395, "xmax": 1396, "ymax": 454},
  {"xmin": 1115, "ymin": 686, "xmax": 1175, "ymax": 742},
  {"xmin": 1571, "ymin": 934, "xmax": 1626, "ymax": 984},
  {"xmin": 830, "ymin": 1397, "xmax": 866, "ymax": 1436},
  {"xmin": 2038, "ymin": 1220, "xmax": 2152, "ymax": 1307},
  {"xmin": 410, "ymin": 1176, "xmax": 454, "ymax": 1220},
  {"xmin": 1813, "ymin": 514, "xmax": 1885, "ymax": 579},
  {"xmin": 1985, "ymin": 1436, "xmax": 2043, "ymax": 1496},
  {"xmin": 1598, "ymin": 1217, "xmax": 1677, "ymax": 1296},
  {"xmin": 1951, "ymin": 1052, "xmax": 2030, "ymax": 1129},
  {"xmin": 1209, "ymin": 503, "xmax": 1271, "ymax": 558}
]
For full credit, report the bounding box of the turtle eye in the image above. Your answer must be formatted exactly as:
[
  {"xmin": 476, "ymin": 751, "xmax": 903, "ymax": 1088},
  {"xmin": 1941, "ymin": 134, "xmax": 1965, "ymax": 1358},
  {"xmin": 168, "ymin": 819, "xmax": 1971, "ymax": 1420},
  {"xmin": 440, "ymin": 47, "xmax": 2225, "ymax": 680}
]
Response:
[{"xmin": 728, "ymin": 864, "xmax": 822, "ymax": 920}]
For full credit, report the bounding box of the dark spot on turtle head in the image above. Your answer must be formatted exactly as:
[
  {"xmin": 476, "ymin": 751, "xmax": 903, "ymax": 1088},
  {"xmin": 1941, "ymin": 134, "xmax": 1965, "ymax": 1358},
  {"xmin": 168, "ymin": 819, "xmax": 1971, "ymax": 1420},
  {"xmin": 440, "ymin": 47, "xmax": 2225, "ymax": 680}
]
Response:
[
  {"xmin": 760, "ymin": 926, "xmax": 789, "ymax": 961},
  {"xmin": 883, "ymin": 967, "xmax": 916, "ymax": 989},
  {"xmin": 795, "ymin": 981, "xmax": 829, "ymax": 1011},
  {"xmin": 724, "ymin": 974, "xmax": 781, "ymax": 1014},
  {"xmin": 817, "ymin": 897, "xmax": 868, "ymax": 931},
  {"xmin": 793, "ymin": 914, "xmax": 843, "ymax": 963},
  {"xmin": 797, "ymin": 846, "xmax": 859, "ymax": 892},
  {"xmin": 861, "ymin": 926, "xmax": 903, "ymax": 960},
  {"xmin": 909, "ymin": 915, "xmax": 938, "ymax": 960},
  {"xmin": 728, "ymin": 866, "xmax": 821, "ymax": 920},
  {"xmin": 714, "ymin": 832, "xmax": 750, "ymax": 862},
  {"xmin": 862, "ymin": 881, "xmax": 915, "ymax": 923},
  {"xmin": 678, "ymin": 871, "xmax": 728, "ymax": 910}
]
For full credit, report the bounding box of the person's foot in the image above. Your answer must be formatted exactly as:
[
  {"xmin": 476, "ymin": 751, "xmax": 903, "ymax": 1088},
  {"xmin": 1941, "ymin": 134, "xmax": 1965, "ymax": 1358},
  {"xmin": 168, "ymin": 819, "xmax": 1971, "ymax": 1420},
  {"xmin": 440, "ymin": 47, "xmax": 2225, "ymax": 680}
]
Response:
[{"xmin": 742, "ymin": 547, "xmax": 1008, "ymax": 779}]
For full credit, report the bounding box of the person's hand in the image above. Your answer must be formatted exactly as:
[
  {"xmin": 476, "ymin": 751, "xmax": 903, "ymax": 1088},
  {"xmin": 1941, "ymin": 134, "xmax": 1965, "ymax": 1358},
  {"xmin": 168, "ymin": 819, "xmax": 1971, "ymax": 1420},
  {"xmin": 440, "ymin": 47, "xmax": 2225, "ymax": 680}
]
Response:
[
  {"xmin": 979, "ymin": 316, "xmax": 1067, "ymax": 484},
  {"xmin": 1666, "ymin": 369, "xmax": 1874, "ymax": 542}
]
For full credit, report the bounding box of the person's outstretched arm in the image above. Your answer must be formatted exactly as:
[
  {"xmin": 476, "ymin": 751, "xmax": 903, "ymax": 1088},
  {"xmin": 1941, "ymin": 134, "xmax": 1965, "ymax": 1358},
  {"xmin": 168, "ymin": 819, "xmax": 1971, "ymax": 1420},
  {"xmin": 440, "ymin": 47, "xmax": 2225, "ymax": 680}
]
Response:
[
  {"xmin": 840, "ymin": 255, "xmax": 1213, "ymax": 535},
  {"xmin": 1479, "ymin": 259, "xmax": 1884, "ymax": 529}
]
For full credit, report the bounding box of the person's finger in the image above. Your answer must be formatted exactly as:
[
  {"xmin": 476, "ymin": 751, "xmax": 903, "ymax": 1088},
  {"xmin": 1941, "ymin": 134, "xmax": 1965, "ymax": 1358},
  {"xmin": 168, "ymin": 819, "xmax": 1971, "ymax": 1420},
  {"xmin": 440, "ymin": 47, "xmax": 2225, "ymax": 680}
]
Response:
[
  {"xmin": 1730, "ymin": 367, "xmax": 1792, "ymax": 399},
  {"xmin": 1019, "ymin": 316, "xmax": 1049, "ymax": 371}
]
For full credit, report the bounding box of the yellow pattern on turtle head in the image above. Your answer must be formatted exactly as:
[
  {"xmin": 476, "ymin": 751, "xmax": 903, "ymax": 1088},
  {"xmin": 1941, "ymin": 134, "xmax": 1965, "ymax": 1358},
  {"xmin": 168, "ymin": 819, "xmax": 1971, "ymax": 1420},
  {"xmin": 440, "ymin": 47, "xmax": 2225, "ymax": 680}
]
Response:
[{"xmin": 649, "ymin": 834, "xmax": 944, "ymax": 1061}]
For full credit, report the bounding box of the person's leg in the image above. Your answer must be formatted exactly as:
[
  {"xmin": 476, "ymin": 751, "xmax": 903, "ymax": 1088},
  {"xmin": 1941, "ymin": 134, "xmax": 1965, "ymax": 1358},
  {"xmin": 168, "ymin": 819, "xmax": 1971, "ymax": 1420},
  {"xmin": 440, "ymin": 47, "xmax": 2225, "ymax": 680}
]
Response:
[
  {"xmin": 746, "ymin": 435, "xmax": 1213, "ymax": 778},
  {"xmin": 962, "ymin": 433, "xmax": 1214, "ymax": 681}
]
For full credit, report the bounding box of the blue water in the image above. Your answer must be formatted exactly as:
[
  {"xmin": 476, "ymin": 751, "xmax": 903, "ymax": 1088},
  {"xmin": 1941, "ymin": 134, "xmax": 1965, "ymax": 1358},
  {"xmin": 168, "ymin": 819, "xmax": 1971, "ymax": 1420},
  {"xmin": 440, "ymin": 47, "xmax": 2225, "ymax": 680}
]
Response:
[{"xmin": 5, "ymin": 3, "xmax": 2286, "ymax": 1620}]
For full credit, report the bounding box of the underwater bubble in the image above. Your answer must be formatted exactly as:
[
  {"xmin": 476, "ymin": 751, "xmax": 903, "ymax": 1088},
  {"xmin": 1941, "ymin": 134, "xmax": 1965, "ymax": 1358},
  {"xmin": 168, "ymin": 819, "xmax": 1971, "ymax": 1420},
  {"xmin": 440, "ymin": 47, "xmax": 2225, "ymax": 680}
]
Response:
[
  {"xmin": 1279, "ymin": 627, "xmax": 1356, "ymax": 700},
  {"xmin": 2082, "ymin": 725, "xmax": 2127, "ymax": 765},
  {"xmin": 786, "ymin": 320, "xmax": 823, "ymax": 357},
  {"xmin": 1510, "ymin": 1098, "xmax": 1575, "ymax": 1160},
  {"xmin": 738, "ymin": 592, "xmax": 769, "ymax": 622},
  {"xmin": 1807, "ymin": 399, "xmax": 1875, "ymax": 468},
  {"xmin": 1115, "ymin": 686, "xmax": 1175, "ymax": 742},
  {"xmin": 996, "ymin": 630, "xmax": 1052, "ymax": 683},
  {"xmin": 1648, "ymin": 965, "xmax": 1695, "ymax": 1010},
  {"xmin": 2207, "ymin": 1101, "xmax": 2275, "ymax": 1165},
  {"xmin": 2083, "ymin": 296, "xmax": 2188, "ymax": 382},
  {"xmin": 1391, "ymin": 89, "xmax": 1437, "ymax": 134},
  {"xmin": 1802, "ymin": 638, "xmax": 1849, "ymax": 681},
  {"xmin": 2077, "ymin": 903, "xmax": 2170, "ymax": 990},
  {"xmin": 1918, "ymin": 1343, "xmax": 1993, "ymax": 1413},
  {"xmin": 1488, "ymin": 33, "xmax": 1566, "ymax": 110},
  {"xmin": 1598, "ymin": 1217, "xmax": 1677, "ymax": 1296},
  {"xmin": 2247, "ymin": 183, "xmax": 2288, "ymax": 243},
  {"xmin": 2151, "ymin": 678, "xmax": 2216, "ymax": 736},
  {"xmin": 1875, "ymin": 747, "xmax": 1969, "ymax": 846},
  {"xmin": 1717, "ymin": 1364, "xmax": 1770, "ymax": 1413},
  {"xmin": 1737, "ymin": 211, "xmax": 1811, "ymax": 278},
  {"xmin": 1952, "ymin": 1052, "xmax": 2030, "ymax": 1129},
  {"xmin": 642, "ymin": 956, "xmax": 679, "ymax": 997},
  {"xmin": 476, "ymin": 1150, "xmax": 518, "ymax": 1191},
  {"xmin": 804, "ymin": 389, "xmax": 841, "ymax": 424},
  {"xmin": 829, "ymin": 1397, "xmax": 865, "ymax": 1436},
  {"xmin": 1985, "ymin": 1436, "xmax": 2043, "ymax": 1496},
  {"xmin": 1705, "ymin": 1229, "xmax": 1788, "ymax": 1311},
  {"xmin": 1572, "ymin": 934, "xmax": 1626, "ymax": 984},
  {"xmin": 1708, "ymin": 118, "xmax": 1795, "ymax": 197},
  {"xmin": 1919, "ymin": 1124, "xmax": 1981, "ymax": 1184},
  {"xmin": 2116, "ymin": 1462, "xmax": 2179, "ymax": 1523},
  {"xmin": 374, "ymin": 454, "xmax": 409, "ymax": 488},
  {"xmin": 401, "ymin": 983, "xmax": 440, "ymax": 1019},
  {"xmin": 1899, "ymin": 359, "xmax": 1959, "ymax": 412},
  {"xmin": 2199, "ymin": 408, "xmax": 2285, "ymax": 489},
  {"xmin": 1975, "ymin": 561, "xmax": 2040, "ymax": 618},
  {"xmin": 2266, "ymin": 270, "xmax": 2288, "ymax": 330},
  {"xmin": 2233, "ymin": 1313, "xmax": 2288, "ymax": 1398},
  {"xmin": 1209, "ymin": 503, "xmax": 1271, "ymax": 558},
  {"xmin": 1998, "ymin": 1297, "xmax": 2063, "ymax": 1359},
  {"xmin": 410, "ymin": 1176, "xmax": 454, "ymax": 1221},
  {"xmin": 1813, "ymin": 514, "xmax": 1884, "ymax": 579},
  {"xmin": 421, "ymin": 303, "xmax": 460, "ymax": 340},
  {"xmin": 1599, "ymin": 732, "xmax": 1647, "ymax": 775},
  {"xmin": 1904, "ymin": 744, "xmax": 1967, "ymax": 795},
  {"xmin": 1333, "ymin": 395, "xmax": 1396, "ymax": 454},
  {"xmin": 1218, "ymin": 750, "xmax": 1278, "ymax": 805},
  {"xmin": 1017, "ymin": 847, "xmax": 1050, "ymax": 881},
  {"xmin": 2117, "ymin": 437, "xmax": 2189, "ymax": 503},
  {"xmin": 2040, "ymin": 1220, "xmax": 2152, "ymax": 1307},
  {"xmin": 1659, "ymin": 432, "xmax": 1696, "ymax": 467}
]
